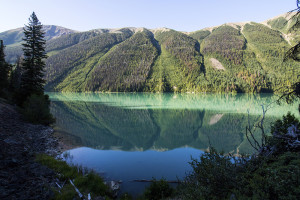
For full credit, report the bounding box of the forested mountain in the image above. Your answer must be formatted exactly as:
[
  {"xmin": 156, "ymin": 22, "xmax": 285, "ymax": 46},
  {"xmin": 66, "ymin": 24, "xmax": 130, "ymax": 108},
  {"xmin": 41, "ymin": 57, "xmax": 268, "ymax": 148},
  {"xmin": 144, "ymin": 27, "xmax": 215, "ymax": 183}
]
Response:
[
  {"xmin": 2, "ymin": 13, "xmax": 299, "ymax": 93},
  {"xmin": 0, "ymin": 25, "xmax": 77, "ymax": 63}
]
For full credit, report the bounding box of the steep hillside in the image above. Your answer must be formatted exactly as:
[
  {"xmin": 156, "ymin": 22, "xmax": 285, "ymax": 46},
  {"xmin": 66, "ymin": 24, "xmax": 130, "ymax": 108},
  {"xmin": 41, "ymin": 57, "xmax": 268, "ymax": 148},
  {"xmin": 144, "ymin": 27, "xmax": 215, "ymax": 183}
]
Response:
[
  {"xmin": 0, "ymin": 25, "xmax": 77, "ymax": 63},
  {"xmin": 242, "ymin": 22, "xmax": 299, "ymax": 92},
  {"xmin": 145, "ymin": 29, "xmax": 204, "ymax": 92},
  {"xmin": 2, "ymin": 13, "xmax": 300, "ymax": 93},
  {"xmin": 0, "ymin": 25, "xmax": 76, "ymax": 45},
  {"xmin": 84, "ymin": 29, "xmax": 159, "ymax": 92},
  {"xmin": 45, "ymin": 29, "xmax": 134, "ymax": 91},
  {"xmin": 201, "ymin": 25, "xmax": 245, "ymax": 65}
]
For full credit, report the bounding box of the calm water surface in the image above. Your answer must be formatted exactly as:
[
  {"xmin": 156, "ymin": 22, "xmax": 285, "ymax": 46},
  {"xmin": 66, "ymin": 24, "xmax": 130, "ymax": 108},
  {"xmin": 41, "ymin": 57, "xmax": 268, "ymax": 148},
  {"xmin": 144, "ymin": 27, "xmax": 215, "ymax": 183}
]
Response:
[{"xmin": 47, "ymin": 92, "xmax": 299, "ymax": 195}]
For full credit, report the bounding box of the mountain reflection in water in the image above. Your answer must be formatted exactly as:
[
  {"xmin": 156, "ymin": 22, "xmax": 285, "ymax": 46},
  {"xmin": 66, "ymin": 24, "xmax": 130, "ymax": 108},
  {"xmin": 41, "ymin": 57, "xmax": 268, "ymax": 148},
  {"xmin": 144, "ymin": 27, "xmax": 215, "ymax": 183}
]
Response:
[
  {"xmin": 48, "ymin": 92, "xmax": 299, "ymax": 195},
  {"xmin": 49, "ymin": 92, "xmax": 298, "ymax": 154}
]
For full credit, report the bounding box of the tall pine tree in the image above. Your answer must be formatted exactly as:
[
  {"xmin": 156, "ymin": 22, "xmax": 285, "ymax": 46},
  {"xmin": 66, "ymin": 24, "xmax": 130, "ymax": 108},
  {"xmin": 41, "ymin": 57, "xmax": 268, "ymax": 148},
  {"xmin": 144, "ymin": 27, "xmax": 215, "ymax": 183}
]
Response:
[
  {"xmin": 0, "ymin": 40, "xmax": 10, "ymax": 96},
  {"xmin": 20, "ymin": 12, "xmax": 47, "ymax": 102}
]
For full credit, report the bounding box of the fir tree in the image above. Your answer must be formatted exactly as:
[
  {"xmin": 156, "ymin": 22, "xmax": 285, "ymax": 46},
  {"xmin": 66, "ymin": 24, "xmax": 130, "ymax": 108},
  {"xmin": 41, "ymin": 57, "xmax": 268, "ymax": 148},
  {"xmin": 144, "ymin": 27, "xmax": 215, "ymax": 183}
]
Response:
[
  {"xmin": 0, "ymin": 40, "xmax": 10, "ymax": 96},
  {"xmin": 17, "ymin": 12, "xmax": 54, "ymax": 125},
  {"xmin": 19, "ymin": 12, "xmax": 47, "ymax": 101},
  {"xmin": 10, "ymin": 56, "xmax": 23, "ymax": 92}
]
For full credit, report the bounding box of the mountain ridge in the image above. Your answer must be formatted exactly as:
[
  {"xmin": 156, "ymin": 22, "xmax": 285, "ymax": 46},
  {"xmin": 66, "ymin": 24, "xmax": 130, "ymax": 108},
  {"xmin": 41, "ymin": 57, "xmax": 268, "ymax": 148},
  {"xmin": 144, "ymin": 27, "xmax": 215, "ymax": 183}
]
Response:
[{"xmin": 1, "ymin": 12, "xmax": 299, "ymax": 93}]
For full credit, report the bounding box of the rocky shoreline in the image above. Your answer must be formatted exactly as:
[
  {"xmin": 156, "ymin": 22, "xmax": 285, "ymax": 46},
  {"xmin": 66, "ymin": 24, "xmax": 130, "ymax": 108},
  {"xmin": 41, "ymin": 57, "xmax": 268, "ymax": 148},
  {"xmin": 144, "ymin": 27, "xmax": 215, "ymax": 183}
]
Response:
[{"xmin": 0, "ymin": 100, "xmax": 60, "ymax": 199}]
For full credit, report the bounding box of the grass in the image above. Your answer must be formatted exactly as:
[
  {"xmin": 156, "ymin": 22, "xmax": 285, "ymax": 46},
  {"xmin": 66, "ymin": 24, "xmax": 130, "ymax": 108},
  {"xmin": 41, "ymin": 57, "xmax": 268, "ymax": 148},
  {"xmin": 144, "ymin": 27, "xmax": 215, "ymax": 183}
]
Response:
[{"xmin": 36, "ymin": 154, "xmax": 112, "ymax": 200}]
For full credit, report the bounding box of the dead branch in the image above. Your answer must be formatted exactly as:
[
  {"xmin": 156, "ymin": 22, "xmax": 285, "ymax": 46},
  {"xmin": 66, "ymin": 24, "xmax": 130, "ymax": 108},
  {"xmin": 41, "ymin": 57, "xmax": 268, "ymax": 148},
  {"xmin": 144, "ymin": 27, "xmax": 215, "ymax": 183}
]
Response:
[{"xmin": 69, "ymin": 179, "xmax": 84, "ymax": 199}]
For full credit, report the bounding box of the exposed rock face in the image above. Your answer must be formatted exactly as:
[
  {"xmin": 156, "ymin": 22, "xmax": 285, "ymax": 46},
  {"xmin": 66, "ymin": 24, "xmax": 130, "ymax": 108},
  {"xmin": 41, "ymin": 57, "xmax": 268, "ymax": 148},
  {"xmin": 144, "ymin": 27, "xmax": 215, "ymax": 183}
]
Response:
[{"xmin": 0, "ymin": 101, "xmax": 58, "ymax": 199}]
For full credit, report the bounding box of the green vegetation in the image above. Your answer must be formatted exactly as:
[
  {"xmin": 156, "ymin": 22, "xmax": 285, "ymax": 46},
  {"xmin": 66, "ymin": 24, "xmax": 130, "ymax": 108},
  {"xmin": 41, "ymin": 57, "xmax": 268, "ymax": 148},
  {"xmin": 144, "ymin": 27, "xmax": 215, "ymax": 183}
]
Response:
[
  {"xmin": 178, "ymin": 147, "xmax": 243, "ymax": 199},
  {"xmin": 0, "ymin": 28, "xmax": 24, "ymax": 46},
  {"xmin": 242, "ymin": 22, "xmax": 299, "ymax": 93},
  {"xmin": 0, "ymin": 40, "xmax": 11, "ymax": 97},
  {"xmin": 46, "ymin": 31, "xmax": 99, "ymax": 53},
  {"xmin": 202, "ymin": 25, "xmax": 245, "ymax": 65},
  {"xmin": 145, "ymin": 29, "xmax": 204, "ymax": 92},
  {"xmin": 0, "ymin": 12, "xmax": 55, "ymax": 125},
  {"xmin": 1, "ymin": 14, "xmax": 299, "ymax": 93},
  {"xmin": 43, "ymin": 20, "xmax": 298, "ymax": 93},
  {"xmin": 19, "ymin": 12, "xmax": 48, "ymax": 101},
  {"xmin": 189, "ymin": 30, "xmax": 211, "ymax": 44},
  {"xmin": 46, "ymin": 29, "xmax": 133, "ymax": 91},
  {"xmin": 36, "ymin": 154, "xmax": 111, "ymax": 199},
  {"xmin": 267, "ymin": 17, "xmax": 289, "ymax": 33},
  {"xmin": 85, "ymin": 29, "xmax": 158, "ymax": 92},
  {"xmin": 176, "ymin": 112, "xmax": 300, "ymax": 199},
  {"xmin": 21, "ymin": 94, "xmax": 55, "ymax": 125},
  {"xmin": 0, "ymin": 25, "xmax": 76, "ymax": 64},
  {"xmin": 142, "ymin": 179, "xmax": 174, "ymax": 200}
]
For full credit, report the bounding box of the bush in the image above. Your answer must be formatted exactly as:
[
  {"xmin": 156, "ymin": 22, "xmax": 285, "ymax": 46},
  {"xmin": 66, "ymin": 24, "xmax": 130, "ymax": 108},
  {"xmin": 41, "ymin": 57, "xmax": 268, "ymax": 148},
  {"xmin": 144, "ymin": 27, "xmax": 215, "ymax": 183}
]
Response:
[
  {"xmin": 178, "ymin": 113, "xmax": 300, "ymax": 199},
  {"xmin": 178, "ymin": 147, "xmax": 247, "ymax": 200},
  {"xmin": 236, "ymin": 152, "xmax": 300, "ymax": 200},
  {"xmin": 142, "ymin": 178, "xmax": 174, "ymax": 200},
  {"xmin": 21, "ymin": 94, "xmax": 55, "ymax": 125}
]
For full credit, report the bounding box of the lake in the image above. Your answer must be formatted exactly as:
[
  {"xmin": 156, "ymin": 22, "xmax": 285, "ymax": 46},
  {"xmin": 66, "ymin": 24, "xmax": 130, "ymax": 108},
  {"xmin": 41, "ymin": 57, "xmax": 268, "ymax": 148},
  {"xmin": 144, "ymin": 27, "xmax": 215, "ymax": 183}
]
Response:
[{"xmin": 47, "ymin": 92, "xmax": 299, "ymax": 196}]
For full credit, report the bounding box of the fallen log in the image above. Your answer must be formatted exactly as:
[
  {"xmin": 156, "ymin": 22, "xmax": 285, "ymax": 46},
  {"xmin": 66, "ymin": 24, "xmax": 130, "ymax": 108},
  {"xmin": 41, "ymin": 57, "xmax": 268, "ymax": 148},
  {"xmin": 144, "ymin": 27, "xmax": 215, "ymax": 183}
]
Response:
[
  {"xmin": 132, "ymin": 179, "xmax": 180, "ymax": 183},
  {"xmin": 69, "ymin": 179, "xmax": 84, "ymax": 199}
]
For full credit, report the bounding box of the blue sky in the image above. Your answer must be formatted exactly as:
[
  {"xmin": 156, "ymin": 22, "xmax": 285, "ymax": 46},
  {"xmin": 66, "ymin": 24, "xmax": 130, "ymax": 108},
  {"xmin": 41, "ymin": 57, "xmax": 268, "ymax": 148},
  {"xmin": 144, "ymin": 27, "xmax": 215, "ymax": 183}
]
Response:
[{"xmin": 0, "ymin": 0, "xmax": 297, "ymax": 32}]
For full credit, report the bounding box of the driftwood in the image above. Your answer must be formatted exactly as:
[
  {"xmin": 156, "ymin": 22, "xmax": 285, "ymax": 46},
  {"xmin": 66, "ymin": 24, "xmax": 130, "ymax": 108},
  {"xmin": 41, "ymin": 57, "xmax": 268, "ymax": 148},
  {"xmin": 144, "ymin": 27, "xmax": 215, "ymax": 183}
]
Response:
[
  {"xmin": 132, "ymin": 179, "xmax": 180, "ymax": 183},
  {"xmin": 69, "ymin": 179, "xmax": 84, "ymax": 199}
]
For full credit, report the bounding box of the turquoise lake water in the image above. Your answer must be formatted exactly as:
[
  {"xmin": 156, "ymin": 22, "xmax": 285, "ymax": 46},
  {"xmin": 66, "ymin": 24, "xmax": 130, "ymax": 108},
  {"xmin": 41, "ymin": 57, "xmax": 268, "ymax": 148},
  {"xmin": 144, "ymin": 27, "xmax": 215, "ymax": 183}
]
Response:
[{"xmin": 47, "ymin": 92, "xmax": 299, "ymax": 195}]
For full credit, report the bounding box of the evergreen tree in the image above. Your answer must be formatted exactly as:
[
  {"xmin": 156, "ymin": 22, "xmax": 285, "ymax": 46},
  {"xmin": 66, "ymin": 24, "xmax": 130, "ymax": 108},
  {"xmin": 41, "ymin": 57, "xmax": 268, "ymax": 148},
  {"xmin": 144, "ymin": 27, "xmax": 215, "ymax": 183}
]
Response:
[
  {"xmin": 17, "ymin": 12, "xmax": 54, "ymax": 125},
  {"xmin": 0, "ymin": 40, "xmax": 10, "ymax": 96},
  {"xmin": 19, "ymin": 12, "xmax": 47, "ymax": 102},
  {"xmin": 10, "ymin": 56, "xmax": 23, "ymax": 92}
]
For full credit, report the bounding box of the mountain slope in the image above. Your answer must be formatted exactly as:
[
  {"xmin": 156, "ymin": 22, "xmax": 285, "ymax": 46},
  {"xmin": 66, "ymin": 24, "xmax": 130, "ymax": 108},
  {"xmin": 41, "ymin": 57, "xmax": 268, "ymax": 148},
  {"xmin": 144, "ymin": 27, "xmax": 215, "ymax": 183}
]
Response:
[
  {"xmin": 145, "ymin": 29, "xmax": 204, "ymax": 92},
  {"xmin": 2, "ymin": 13, "xmax": 300, "ymax": 93},
  {"xmin": 43, "ymin": 20, "xmax": 300, "ymax": 93},
  {"xmin": 45, "ymin": 28, "xmax": 134, "ymax": 91},
  {"xmin": 84, "ymin": 29, "xmax": 159, "ymax": 92},
  {"xmin": 0, "ymin": 25, "xmax": 77, "ymax": 63}
]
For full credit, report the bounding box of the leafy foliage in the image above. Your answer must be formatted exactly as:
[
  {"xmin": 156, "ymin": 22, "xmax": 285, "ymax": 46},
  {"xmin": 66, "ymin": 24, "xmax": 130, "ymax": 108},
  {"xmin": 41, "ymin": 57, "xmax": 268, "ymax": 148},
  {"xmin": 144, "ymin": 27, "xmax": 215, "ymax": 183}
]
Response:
[
  {"xmin": 178, "ymin": 113, "xmax": 300, "ymax": 200},
  {"xmin": 178, "ymin": 147, "xmax": 244, "ymax": 200}
]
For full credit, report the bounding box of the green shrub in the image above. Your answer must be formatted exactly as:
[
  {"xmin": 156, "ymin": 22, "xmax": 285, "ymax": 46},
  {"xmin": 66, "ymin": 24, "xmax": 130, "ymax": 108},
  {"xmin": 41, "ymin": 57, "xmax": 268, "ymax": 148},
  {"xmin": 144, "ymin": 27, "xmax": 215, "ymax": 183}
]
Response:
[
  {"xmin": 21, "ymin": 94, "xmax": 55, "ymax": 125},
  {"xmin": 178, "ymin": 147, "xmax": 245, "ymax": 200},
  {"xmin": 142, "ymin": 178, "xmax": 174, "ymax": 200},
  {"xmin": 179, "ymin": 113, "xmax": 300, "ymax": 199},
  {"xmin": 236, "ymin": 152, "xmax": 300, "ymax": 200}
]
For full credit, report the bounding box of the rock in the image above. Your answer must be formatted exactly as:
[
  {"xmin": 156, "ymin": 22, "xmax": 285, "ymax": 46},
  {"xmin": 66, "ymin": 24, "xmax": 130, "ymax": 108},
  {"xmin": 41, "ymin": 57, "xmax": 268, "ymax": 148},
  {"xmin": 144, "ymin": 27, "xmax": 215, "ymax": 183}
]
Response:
[{"xmin": 0, "ymin": 101, "xmax": 58, "ymax": 199}]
